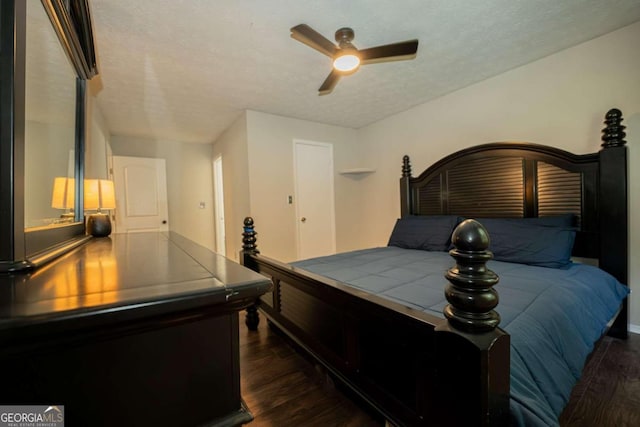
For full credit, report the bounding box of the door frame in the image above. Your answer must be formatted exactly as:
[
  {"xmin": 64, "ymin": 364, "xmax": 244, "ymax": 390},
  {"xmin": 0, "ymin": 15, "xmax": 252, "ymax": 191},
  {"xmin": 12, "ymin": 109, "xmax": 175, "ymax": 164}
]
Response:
[
  {"xmin": 213, "ymin": 155, "xmax": 226, "ymax": 256},
  {"xmin": 292, "ymin": 139, "xmax": 336, "ymax": 259}
]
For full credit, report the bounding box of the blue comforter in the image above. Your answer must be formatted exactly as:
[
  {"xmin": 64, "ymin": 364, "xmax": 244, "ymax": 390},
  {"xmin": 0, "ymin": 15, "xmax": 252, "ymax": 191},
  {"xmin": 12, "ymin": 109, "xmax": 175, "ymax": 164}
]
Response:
[{"xmin": 292, "ymin": 247, "xmax": 629, "ymax": 426}]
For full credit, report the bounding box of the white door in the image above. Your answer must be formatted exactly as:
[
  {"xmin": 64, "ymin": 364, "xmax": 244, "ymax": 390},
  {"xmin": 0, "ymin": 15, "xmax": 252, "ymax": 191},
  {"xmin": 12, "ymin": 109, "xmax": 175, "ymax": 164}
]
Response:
[
  {"xmin": 294, "ymin": 140, "xmax": 336, "ymax": 260},
  {"xmin": 112, "ymin": 156, "xmax": 169, "ymax": 233},
  {"xmin": 213, "ymin": 155, "xmax": 226, "ymax": 256}
]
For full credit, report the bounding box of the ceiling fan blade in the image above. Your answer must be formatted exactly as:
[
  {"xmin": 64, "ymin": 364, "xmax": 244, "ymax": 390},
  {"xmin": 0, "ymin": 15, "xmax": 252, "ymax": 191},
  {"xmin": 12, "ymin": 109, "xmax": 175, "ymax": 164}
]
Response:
[
  {"xmin": 290, "ymin": 24, "xmax": 337, "ymax": 58},
  {"xmin": 318, "ymin": 69, "xmax": 341, "ymax": 95},
  {"xmin": 360, "ymin": 39, "xmax": 419, "ymax": 65}
]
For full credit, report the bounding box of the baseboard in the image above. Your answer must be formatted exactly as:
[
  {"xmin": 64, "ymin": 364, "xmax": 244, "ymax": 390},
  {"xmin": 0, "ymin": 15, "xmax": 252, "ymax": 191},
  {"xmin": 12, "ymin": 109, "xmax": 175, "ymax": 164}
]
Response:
[{"xmin": 630, "ymin": 324, "xmax": 640, "ymax": 335}]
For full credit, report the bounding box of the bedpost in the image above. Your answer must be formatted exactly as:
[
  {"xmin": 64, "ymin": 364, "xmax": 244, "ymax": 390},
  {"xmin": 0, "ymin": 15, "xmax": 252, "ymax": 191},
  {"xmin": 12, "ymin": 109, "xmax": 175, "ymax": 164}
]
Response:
[
  {"xmin": 400, "ymin": 155, "xmax": 412, "ymax": 217},
  {"xmin": 434, "ymin": 219, "xmax": 510, "ymax": 426},
  {"xmin": 443, "ymin": 220, "xmax": 500, "ymax": 332},
  {"xmin": 599, "ymin": 108, "xmax": 628, "ymax": 339},
  {"xmin": 241, "ymin": 217, "xmax": 261, "ymax": 331}
]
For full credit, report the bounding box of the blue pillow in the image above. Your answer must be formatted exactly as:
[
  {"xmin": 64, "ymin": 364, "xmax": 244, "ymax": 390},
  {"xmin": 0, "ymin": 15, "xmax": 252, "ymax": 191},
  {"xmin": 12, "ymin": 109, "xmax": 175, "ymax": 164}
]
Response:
[
  {"xmin": 388, "ymin": 215, "xmax": 460, "ymax": 251},
  {"xmin": 475, "ymin": 218, "xmax": 576, "ymax": 268},
  {"xmin": 503, "ymin": 214, "xmax": 576, "ymax": 228}
]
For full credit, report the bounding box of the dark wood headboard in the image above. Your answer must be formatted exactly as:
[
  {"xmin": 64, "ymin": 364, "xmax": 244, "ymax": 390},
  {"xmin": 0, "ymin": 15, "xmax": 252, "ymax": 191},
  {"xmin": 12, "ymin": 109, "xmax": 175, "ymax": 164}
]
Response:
[{"xmin": 400, "ymin": 108, "xmax": 629, "ymax": 337}]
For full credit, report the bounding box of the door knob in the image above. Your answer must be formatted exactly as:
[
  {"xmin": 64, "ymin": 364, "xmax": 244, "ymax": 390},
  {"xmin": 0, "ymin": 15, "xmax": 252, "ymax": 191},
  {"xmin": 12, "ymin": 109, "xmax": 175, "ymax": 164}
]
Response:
[{"xmin": 301, "ymin": 217, "xmax": 306, "ymax": 223}]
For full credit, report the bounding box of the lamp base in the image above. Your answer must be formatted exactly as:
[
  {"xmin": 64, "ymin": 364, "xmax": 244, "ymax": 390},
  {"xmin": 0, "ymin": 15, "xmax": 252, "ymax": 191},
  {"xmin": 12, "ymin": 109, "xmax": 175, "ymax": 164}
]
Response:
[{"xmin": 87, "ymin": 213, "xmax": 112, "ymax": 237}]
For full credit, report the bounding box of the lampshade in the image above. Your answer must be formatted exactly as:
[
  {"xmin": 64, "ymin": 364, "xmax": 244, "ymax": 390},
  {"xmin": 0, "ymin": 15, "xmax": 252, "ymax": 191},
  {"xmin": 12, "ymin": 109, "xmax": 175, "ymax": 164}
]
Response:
[
  {"xmin": 51, "ymin": 177, "xmax": 75, "ymax": 209},
  {"xmin": 84, "ymin": 179, "xmax": 116, "ymax": 211},
  {"xmin": 100, "ymin": 180, "xmax": 116, "ymax": 210}
]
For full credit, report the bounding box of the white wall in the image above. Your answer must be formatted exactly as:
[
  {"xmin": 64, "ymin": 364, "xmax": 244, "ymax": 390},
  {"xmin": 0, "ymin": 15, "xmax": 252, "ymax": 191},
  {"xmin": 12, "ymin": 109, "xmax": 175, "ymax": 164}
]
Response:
[
  {"xmin": 212, "ymin": 112, "xmax": 250, "ymax": 261},
  {"xmin": 245, "ymin": 110, "xmax": 361, "ymax": 262},
  {"xmin": 356, "ymin": 22, "xmax": 640, "ymax": 326},
  {"xmin": 110, "ymin": 135, "xmax": 216, "ymax": 250},
  {"xmin": 24, "ymin": 121, "xmax": 74, "ymax": 226},
  {"xmin": 86, "ymin": 95, "xmax": 111, "ymax": 180}
]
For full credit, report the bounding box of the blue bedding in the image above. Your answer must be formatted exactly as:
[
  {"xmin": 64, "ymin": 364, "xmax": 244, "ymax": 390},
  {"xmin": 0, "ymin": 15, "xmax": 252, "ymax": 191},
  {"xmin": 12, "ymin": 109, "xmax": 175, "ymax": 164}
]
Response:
[{"xmin": 292, "ymin": 247, "xmax": 629, "ymax": 426}]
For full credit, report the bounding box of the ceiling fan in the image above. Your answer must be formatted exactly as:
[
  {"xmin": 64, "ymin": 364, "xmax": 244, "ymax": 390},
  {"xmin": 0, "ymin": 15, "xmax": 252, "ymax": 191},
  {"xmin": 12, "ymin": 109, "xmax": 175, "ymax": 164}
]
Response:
[{"xmin": 290, "ymin": 24, "xmax": 419, "ymax": 95}]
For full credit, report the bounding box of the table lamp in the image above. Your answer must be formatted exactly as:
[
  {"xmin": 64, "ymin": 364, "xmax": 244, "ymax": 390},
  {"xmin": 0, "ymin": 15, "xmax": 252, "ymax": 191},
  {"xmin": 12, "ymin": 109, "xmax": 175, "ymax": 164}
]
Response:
[{"xmin": 84, "ymin": 179, "xmax": 116, "ymax": 237}]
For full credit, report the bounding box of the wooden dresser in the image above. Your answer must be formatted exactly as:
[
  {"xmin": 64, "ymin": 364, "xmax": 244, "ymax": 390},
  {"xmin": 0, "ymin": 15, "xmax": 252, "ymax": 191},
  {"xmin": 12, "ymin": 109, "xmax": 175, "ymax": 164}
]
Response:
[{"xmin": 0, "ymin": 232, "xmax": 270, "ymax": 427}]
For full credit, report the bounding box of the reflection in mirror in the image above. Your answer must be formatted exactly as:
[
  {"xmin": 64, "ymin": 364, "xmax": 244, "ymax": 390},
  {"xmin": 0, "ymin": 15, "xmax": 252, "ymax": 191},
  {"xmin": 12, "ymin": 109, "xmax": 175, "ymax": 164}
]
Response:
[
  {"xmin": 16, "ymin": 238, "xmax": 118, "ymax": 312},
  {"xmin": 24, "ymin": 0, "xmax": 78, "ymax": 229}
]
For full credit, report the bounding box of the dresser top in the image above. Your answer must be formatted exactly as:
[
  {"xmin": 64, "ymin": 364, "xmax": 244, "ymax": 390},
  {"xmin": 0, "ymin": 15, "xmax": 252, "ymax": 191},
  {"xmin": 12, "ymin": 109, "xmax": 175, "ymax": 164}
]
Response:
[{"xmin": 0, "ymin": 232, "xmax": 270, "ymax": 337}]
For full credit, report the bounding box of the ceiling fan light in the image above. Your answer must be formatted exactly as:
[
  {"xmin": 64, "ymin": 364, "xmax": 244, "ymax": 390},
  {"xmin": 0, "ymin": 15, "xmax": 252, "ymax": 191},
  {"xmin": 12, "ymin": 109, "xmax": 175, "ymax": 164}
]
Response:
[{"xmin": 333, "ymin": 53, "xmax": 360, "ymax": 72}]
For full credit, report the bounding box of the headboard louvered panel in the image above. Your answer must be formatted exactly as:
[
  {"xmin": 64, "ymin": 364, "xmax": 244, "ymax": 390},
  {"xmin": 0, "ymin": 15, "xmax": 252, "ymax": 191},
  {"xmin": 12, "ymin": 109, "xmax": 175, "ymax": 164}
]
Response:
[
  {"xmin": 417, "ymin": 176, "xmax": 442, "ymax": 214},
  {"xmin": 447, "ymin": 157, "xmax": 524, "ymax": 217},
  {"xmin": 537, "ymin": 161, "xmax": 582, "ymax": 226},
  {"xmin": 415, "ymin": 157, "xmax": 525, "ymax": 217}
]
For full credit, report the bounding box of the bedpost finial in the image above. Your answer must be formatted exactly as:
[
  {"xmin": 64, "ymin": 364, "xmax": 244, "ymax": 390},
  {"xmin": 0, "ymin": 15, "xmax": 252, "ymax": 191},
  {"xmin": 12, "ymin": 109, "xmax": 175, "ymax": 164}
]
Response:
[
  {"xmin": 242, "ymin": 216, "xmax": 259, "ymax": 254},
  {"xmin": 402, "ymin": 155, "xmax": 412, "ymax": 178},
  {"xmin": 444, "ymin": 219, "xmax": 500, "ymax": 333},
  {"xmin": 601, "ymin": 108, "xmax": 626, "ymax": 148}
]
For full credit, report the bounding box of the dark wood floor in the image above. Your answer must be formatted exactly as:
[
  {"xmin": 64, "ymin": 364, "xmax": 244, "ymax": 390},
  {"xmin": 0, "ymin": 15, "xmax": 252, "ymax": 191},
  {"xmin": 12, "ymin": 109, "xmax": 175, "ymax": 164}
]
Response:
[
  {"xmin": 240, "ymin": 319, "xmax": 383, "ymax": 427},
  {"xmin": 559, "ymin": 334, "xmax": 640, "ymax": 426},
  {"xmin": 240, "ymin": 318, "xmax": 640, "ymax": 427}
]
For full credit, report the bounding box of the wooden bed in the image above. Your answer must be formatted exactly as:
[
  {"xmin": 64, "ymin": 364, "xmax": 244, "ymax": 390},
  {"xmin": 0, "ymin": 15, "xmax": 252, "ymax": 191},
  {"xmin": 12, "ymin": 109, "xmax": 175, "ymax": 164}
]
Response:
[{"xmin": 240, "ymin": 108, "xmax": 629, "ymax": 426}]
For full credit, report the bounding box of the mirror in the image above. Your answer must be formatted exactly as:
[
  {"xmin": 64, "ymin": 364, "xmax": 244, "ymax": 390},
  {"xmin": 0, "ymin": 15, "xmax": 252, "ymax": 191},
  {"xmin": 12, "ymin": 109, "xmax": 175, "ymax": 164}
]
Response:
[
  {"xmin": 0, "ymin": 0, "xmax": 97, "ymax": 271},
  {"xmin": 24, "ymin": 0, "xmax": 78, "ymax": 229}
]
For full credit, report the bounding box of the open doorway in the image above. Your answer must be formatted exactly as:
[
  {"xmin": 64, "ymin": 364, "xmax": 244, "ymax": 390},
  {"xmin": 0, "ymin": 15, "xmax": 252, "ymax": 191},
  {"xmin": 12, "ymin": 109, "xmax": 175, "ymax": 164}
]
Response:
[{"xmin": 213, "ymin": 155, "xmax": 226, "ymax": 256}]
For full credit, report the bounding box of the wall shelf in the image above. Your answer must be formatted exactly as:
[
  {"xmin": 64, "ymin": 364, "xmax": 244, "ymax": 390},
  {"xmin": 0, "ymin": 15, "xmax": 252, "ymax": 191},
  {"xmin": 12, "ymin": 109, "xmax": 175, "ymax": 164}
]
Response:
[{"xmin": 339, "ymin": 168, "xmax": 376, "ymax": 175}]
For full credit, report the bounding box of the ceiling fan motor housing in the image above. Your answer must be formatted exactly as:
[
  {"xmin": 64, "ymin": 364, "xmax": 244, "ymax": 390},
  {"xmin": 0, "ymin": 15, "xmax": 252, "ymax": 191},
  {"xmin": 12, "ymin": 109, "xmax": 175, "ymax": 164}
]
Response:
[{"xmin": 335, "ymin": 27, "xmax": 355, "ymax": 47}]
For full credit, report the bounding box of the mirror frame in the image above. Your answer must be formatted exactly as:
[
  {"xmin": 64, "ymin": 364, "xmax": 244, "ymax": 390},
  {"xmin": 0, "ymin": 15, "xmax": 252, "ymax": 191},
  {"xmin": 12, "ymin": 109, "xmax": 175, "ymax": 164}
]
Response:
[{"xmin": 0, "ymin": 0, "xmax": 98, "ymax": 273}]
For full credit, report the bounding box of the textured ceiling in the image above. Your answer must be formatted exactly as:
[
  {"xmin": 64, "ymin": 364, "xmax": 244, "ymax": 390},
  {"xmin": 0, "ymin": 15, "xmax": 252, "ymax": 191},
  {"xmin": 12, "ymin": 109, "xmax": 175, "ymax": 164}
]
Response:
[{"xmin": 90, "ymin": 0, "xmax": 640, "ymax": 143}]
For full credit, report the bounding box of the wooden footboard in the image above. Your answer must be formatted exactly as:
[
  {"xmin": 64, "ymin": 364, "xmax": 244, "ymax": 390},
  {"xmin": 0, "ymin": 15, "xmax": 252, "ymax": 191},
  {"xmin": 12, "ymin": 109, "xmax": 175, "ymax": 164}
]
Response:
[{"xmin": 241, "ymin": 217, "xmax": 510, "ymax": 427}]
